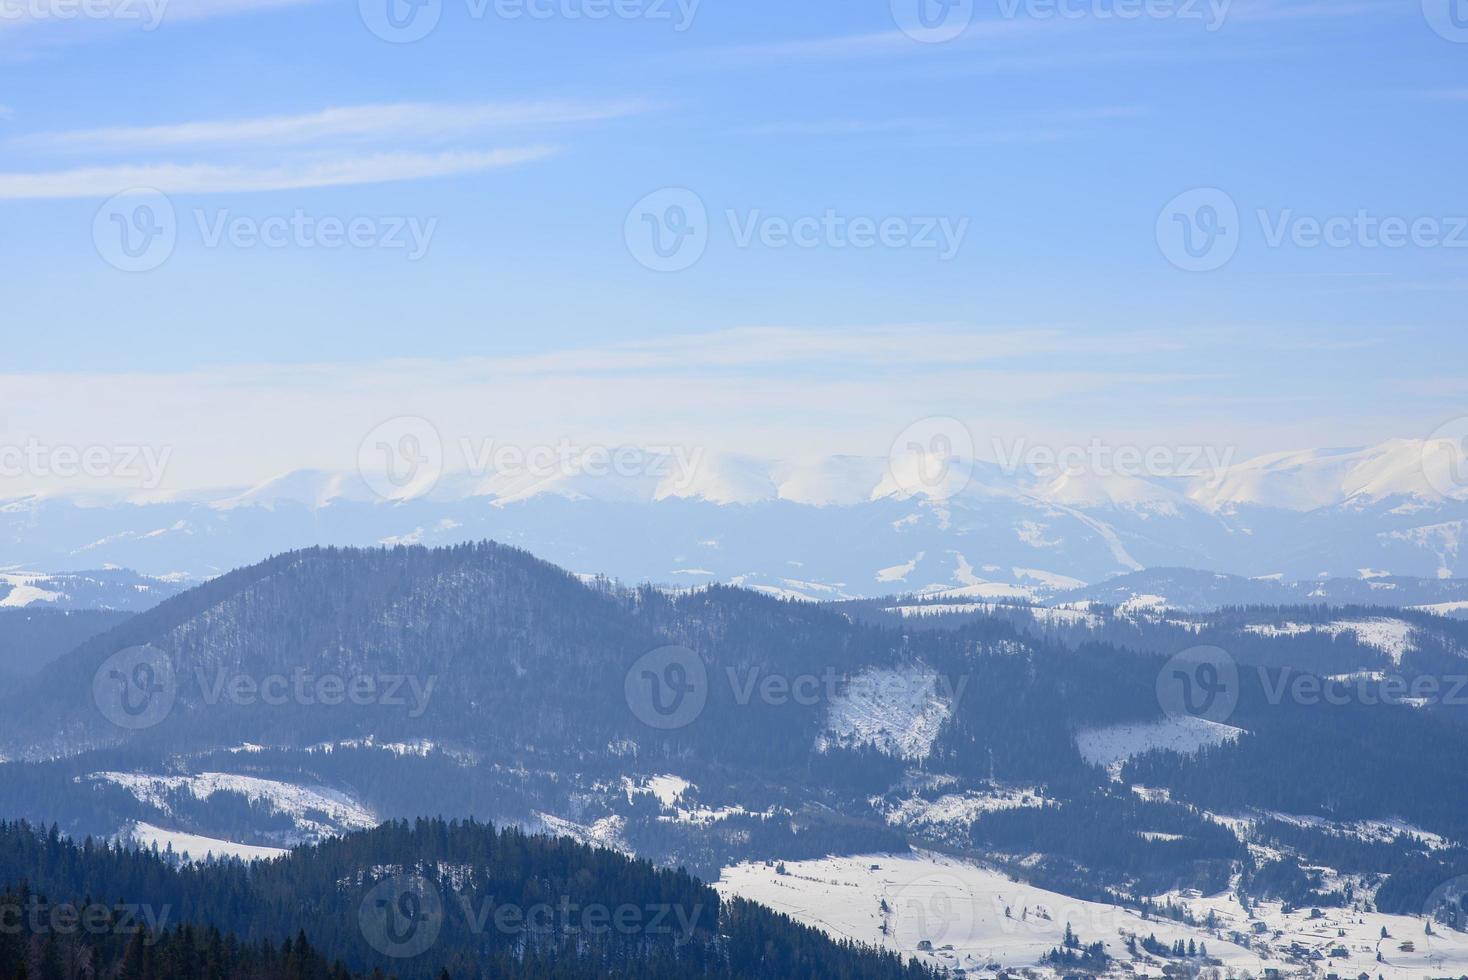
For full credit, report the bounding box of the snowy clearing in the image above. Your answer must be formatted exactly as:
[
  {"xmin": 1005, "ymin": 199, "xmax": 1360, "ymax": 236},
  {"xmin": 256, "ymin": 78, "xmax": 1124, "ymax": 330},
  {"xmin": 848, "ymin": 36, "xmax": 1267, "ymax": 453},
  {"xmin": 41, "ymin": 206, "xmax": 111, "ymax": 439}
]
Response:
[
  {"xmin": 129, "ymin": 822, "xmax": 287, "ymax": 863},
  {"xmin": 718, "ymin": 851, "xmax": 1468, "ymax": 979},
  {"xmin": 717, "ymin": 851, "xmax": 1256, "ymax": 977},
  {"xmin": 881, "ymin": 787, "xmax": 1046, "ymax": 830},
  {"xmin": 1242, "ymin": 617, "xmax": 1419, "ymax": 663},
  {"xmin": 1075, "ymin": 716, "xmax": 1243, "ymax": 772},
  {"xmin": 816, "ymin": 668, "xmax": 953, "ymax": 760},
  {"xmin": 93, "ymin": 771, "xmax": 376, "ymax": 839}
]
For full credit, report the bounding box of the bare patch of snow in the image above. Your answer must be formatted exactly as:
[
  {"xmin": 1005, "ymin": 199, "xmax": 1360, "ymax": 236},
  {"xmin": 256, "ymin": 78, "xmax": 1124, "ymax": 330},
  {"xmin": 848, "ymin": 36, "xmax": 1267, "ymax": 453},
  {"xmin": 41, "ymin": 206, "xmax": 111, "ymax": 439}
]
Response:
[
  {"xmin": 717, "ymin": 851, "xmax": 1259, "ymax": 976},
  {"xmin": 1075, "ymin": 716, "xmax": 1243, "ymax": 773},
  {"xmin": 129, "ymin": 822, "xmax": 287, "ymax": 863},
  {"xmin": 816, "ymin": 668, "xmax": 953, "ymax": 760},
  {"xmin": 1243, "ymin": 617, "xmax": 1419, "ymax": 664},
  {"xmin": 93, "ymin": 772, "xmax": 375, "ymax": 839}
]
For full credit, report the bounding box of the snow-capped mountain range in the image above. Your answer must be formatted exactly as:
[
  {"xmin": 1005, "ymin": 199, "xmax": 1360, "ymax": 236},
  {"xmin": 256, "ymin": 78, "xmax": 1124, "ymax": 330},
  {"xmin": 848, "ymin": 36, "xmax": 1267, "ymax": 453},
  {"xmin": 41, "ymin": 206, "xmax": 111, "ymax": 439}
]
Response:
[{"xmin": 4, "ymin": 436, "xmax": 1467, "ymax": 595}]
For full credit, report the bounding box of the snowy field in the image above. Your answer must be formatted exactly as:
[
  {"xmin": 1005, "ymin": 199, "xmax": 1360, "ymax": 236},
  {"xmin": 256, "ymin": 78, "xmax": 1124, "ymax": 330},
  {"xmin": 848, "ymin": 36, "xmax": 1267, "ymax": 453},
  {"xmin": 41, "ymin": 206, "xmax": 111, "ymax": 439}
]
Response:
[
  {"xmin": 1074, "ymin": 716, "xmax": 1244, "ymax": 773},
  {"xmin": 717, "ymin": 851, "xmax": 1468, "ymax": 978},
  {"xmin": 0, "ymin": 572, "xmax": 61, "ymax": 607},
  {"xmin": 1243, "ymin": 617, "xmax": 1420, "ymax": 663},
  {"xmin": 93, "ymin": 771, "xmax": 376, "ymax": 840},
  {"xmin": 129, "ymin": 822, "xmax": 287, "ymax": 863},
  {"xmin": 1158, "ymin": 882, "xmax": 1468, "ymax": 980},
  {"xmin": 717, "ymin": 851, "xmax": 1257, "ymax": 976},
  {"xmin": 880, "ymin": 786, "xmax": 1047, "ymax": 831}
]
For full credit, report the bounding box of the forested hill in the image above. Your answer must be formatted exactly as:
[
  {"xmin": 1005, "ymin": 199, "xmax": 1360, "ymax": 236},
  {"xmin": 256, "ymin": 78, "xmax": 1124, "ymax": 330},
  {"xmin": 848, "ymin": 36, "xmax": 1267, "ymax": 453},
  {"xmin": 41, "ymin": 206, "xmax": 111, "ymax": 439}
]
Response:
[{"xmin": 0, "ymin": 818, "xmax": 937, "ymax": 980}]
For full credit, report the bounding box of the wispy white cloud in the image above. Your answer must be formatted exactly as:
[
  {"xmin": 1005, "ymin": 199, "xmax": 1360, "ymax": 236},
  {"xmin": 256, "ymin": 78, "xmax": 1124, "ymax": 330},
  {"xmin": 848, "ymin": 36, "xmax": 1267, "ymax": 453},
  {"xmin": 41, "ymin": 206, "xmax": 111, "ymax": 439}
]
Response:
[
  {"xmin": 0, "ymin": 147, "xmax": 555, "ymax": 199},
  {"xmin": 19, "ymin": 99, "xmax": 655, "ymax": 153},
  {"xmin": 0, "ymin": 325, "xmax": 1205, "ymax": 493},
  {"xmin": 735, "ymin": 106, "xmax": 1145, "ymax": 145},
  {"xmin": 392, "ymin": 324, "xmax": 1189, "ymax": 376},
  {"xmin": 732, "ymin": 118, "xmax": 948, "ymax": 138},
  {"xmin": 0, "ymin": 324, "xmax": 1440, "ymax": 494},
  {"xmin": 692, "ymin": 19, "xmax": 1037, "ymax": 67},
  {"xmin": 692, "ymin": 0, "xmax": 1396, "ymax": 70}
]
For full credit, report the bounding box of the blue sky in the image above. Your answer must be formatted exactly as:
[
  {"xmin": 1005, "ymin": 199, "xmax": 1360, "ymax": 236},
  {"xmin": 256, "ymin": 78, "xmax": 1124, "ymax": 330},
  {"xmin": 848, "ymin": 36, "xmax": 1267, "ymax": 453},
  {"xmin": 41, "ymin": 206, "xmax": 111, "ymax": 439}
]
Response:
[{"xmin": 1, "ymin": 0, "xmax": 1466, "ymax": 491}]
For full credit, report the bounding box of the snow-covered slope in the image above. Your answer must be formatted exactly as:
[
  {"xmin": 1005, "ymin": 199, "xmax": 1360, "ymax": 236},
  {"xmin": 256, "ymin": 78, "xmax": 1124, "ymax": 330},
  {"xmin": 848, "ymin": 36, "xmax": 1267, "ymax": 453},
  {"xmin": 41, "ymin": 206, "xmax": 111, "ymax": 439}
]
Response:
[
  {"xmin": 0, "ymin": 568, "xmax": 187, "ymax": 611},
  {"xmin": 1189, "ymin": 439, "xmax": 1468, "ymax": 512},
  {"xmin": 717, "ymin": 852, "xmax": 1258, "ymax": 977},
  {"xmin": 815, "ymin": 668, "xmax": 954, "ymax": 760},
  {"xmin": 93, "ymin": 772, "xmax": 376, "ymax": 842},
  {"xmin": 1075, "ymin": 717, "xmax": 1244, "ymax": 773},
  {"xmin": 1242, "ymin": 617, "xmax": 1421, "ymax": 664},
  {"xmin": 128, "ymin": 822, "xmax": 289, "ymax": 863},
  {"xmin": 717, "ymin": 851, "xmax": 1468, "ymax": 980}
]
